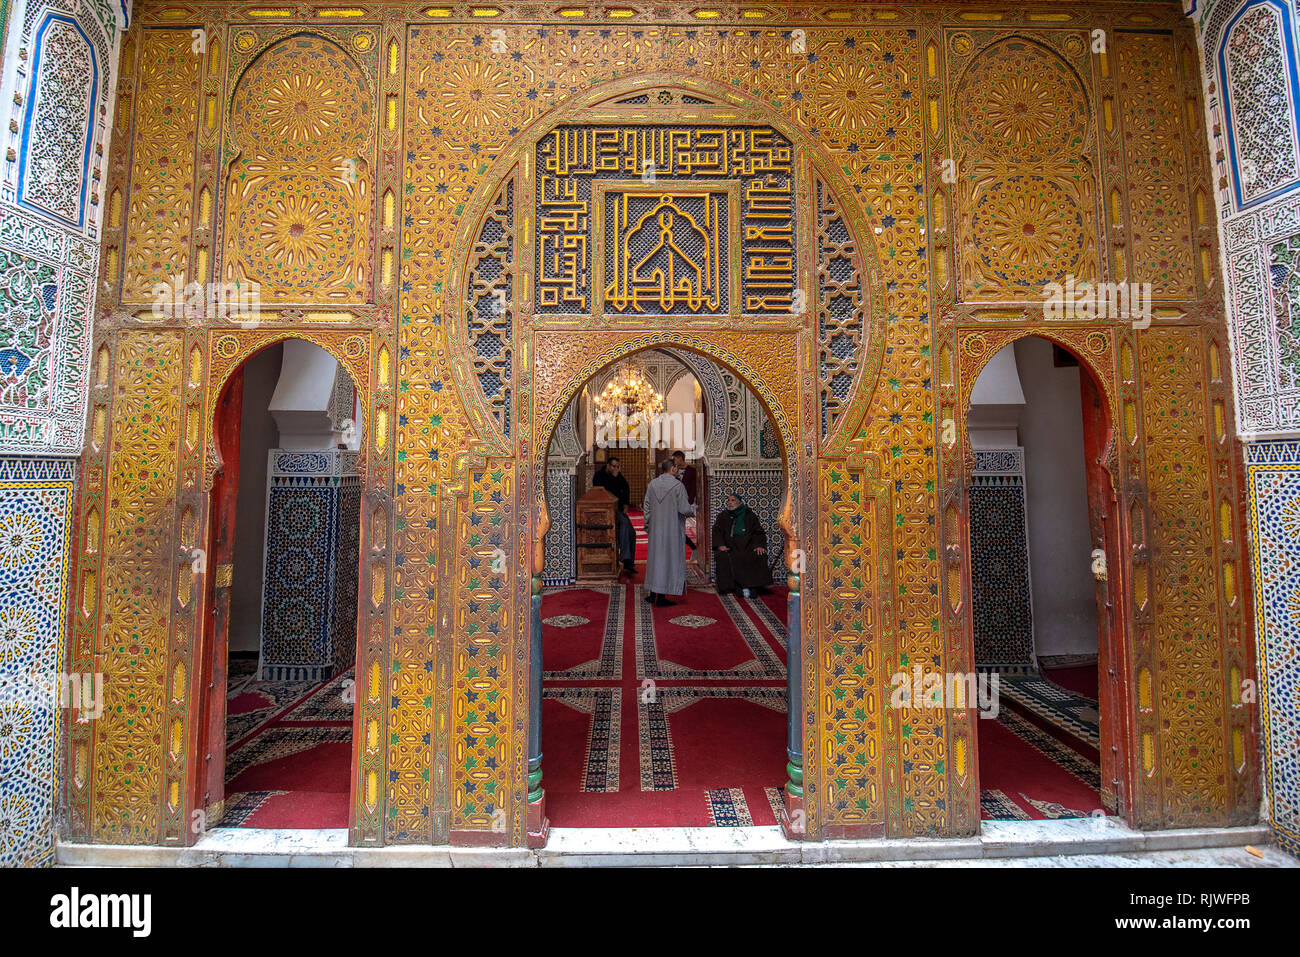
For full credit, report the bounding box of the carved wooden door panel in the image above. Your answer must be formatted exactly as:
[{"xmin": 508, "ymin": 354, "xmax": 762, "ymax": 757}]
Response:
[
  {"xmin": 1080, "ymin": 370, "xmax": 1131, "ymax": 819},
  {"xmin": 193, "ymin": 368, "xmax": 244, "ymax": 835}
]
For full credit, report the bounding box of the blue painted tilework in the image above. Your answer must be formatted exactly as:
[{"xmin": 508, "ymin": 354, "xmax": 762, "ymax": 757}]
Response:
[
  {"xmin": 1246, "ymin": 439, "xmax": 1300, "ymax": 858},
  {"xmin": 0, "ymin": 457, "xmax": 75, "ymax": 867}
]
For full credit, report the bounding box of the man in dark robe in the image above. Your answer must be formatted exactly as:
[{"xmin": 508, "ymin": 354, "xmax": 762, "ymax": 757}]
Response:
[
  {"xmin": 671, "ymin": 450, "xmax": 699, "ymax": 550},
  {"xmin": 592, "ymin": 456, "xmax": 635, "ymax": 576},
  {"xmin": 712, "ymin": 493, "xmax": 774, "ymax": 595},
  {"xmin": 671, "ymin": 450, "xmax": 699, "ymax": 505}
]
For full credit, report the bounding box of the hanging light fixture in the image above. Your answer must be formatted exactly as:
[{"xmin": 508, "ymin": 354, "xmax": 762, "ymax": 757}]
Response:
[{"xmin": 592, "ymin": 359, "xmax": 665, "ymax": 441}]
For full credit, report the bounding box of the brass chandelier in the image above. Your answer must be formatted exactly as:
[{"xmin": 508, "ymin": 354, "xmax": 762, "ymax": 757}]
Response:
[{"xmin": 592, "ymin": 360, "xmax": 665, "ymax": 436}]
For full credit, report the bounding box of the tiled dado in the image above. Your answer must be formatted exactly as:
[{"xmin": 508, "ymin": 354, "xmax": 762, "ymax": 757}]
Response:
[
  {"xmin": 0, "ymin": 457, "xmax": 76, "ymax": 866},
  {"xmin": 1245, "ymin": 440, "xmax": 1300, "ymax": 858},
  {"xmin": 261, "ymin": 450, "xmax": 362, "ymax": 681}
]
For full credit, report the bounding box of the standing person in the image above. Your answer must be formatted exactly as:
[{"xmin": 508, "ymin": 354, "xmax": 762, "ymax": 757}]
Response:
[
  {"xmin": 712, "ymin": 493, "xmax": 773, "ymax": 596},
  {"xmin": 643, "ymin": 458, "xmax": 695, "ymax": 606},
  {"xmin": 592, "ymin": 456, "xmax": 635, "ymax": 576},
  {"xmin": 671, "ymin": 450, "xmax": 699, "ymax": 550},
  {"xmin": 671, "ymin": 450, "xmax": 698, "ymax": 505}
]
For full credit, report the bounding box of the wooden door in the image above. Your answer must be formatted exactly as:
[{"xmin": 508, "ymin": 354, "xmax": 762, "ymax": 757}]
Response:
[
  {"xmin": 191, "ymin": 368, "xmax": 244, "ymax": 836},
  {"xmin": 621, "ymin": 445, "xmax": 649, "ymax": 507},
  {"xmin": 1079, "ymin": 368, "xmax": 1132, "ymax": 819}
]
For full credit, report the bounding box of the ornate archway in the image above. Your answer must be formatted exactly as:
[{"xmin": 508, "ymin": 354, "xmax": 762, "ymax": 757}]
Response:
[
  {"xmin": 955, "ymin": 329, "xmax": 1136, "ymax": 824},
  {"xmin": 179, "ymin": 328, "xmax": 386, "ymax": 844},
  {"xmin": 449, "ymin": 74, "xmax": 886, "ymax": 844}
]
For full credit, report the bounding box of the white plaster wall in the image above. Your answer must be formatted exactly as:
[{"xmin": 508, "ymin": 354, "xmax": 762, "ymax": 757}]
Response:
[
  {"xmin": 1015, "ymin": 336, "xmax": 1099, "ymax": 658},
  {"xmin": 229, "ymin": 343, "xmax": 282, "ymax": 653},
  {"xmin": 663, "ymin": 373, "xmax": 701, "ymax": 456},
  {"xmin": 270, "ymin": 339, "xmax": 345, "ymax": 447},
  {"xmin": 969, "ymin": 342, "xmax": 1026, "ymax": 450}
]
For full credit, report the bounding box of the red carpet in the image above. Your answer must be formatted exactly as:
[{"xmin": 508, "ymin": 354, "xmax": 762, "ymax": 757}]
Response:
[
  {"xmin": 977, "ymin": 711, "xmax": 1100, "ymax": 820},
  {"xmin": 979, "ymin": 666, "xmax": 1102, "ymax": 821},
  {"xmin": 221, "ymin": 669, "xmax": 354, "ymax": 828},
  {"xmin": 1041, "ymin": 664, "xmax": 1100, "ymax": 699},
  {"xmin": 542, "ymin": 580, "xmax": 788, "ymax": 827},
  {"xmin": 219, "ymin": 605, "xmax": 1100, "ymax": 827}
]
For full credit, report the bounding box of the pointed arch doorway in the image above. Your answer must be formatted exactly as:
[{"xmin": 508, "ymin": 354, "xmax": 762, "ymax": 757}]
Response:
[
  {"xmin": 446, "ymin": 74, "xmax": 887, "ymax": 846},
  {"xmin": 535, "ymin": 342, "xmax": 793, "ymax": 832},
  {"xmin": 190, "ymin": 337, "xmax": 367, "ymax": 833},
  {"xmin": 960, "ymin": 333, "xmax": 1135, "ymax": 826}
]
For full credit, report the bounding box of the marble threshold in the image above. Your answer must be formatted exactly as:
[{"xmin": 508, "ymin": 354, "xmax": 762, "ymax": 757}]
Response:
[{"xmin": 54, "ymin": 819, "xmax": 1281, "ymax": 867}]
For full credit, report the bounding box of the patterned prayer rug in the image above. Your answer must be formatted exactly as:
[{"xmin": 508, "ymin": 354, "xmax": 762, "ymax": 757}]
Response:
[
  {"xmin": 216, "ymin": 666, "xmax": 355, "ymax": 828},
  {"xmin": 705, "ymin": 787, "xmax": 754, "ymax": 826},
  {"xmin": 224, "ymin": 673, "xmax": 317, "ymax": 743},
  {"xmin": 220, "ymin": 789, "xmax": 289, "ymax": 826},
  {"xmin": 998, "ymin": 669, "xmax": 1101, "ymax": 748},
  {"xmin": 978, "ymin": 685, "xmax": 1102, "ymax": 820},
  {"xmin": 540, "ymin": 686, "xmax": 622, "ymax": 793},
  {"xmin": 980, "ymin": 789, "xmax": 1032, "ymax": 821},
  {"xmin": 541, "ymin": 580, "xmax": 790, "ymax": 827},
  {"xmin": 634, "ymin": 587, "xmax": 786, "ymax": 679},
  {"xmin": 542, "ymin": 586, "xmax": 623, "ymax": 680}
]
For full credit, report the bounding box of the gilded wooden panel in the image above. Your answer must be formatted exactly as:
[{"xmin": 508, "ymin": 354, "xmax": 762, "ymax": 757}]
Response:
[{"xmin": 71, "ymin": 1, "xmax": 1257, "ymax": 845}]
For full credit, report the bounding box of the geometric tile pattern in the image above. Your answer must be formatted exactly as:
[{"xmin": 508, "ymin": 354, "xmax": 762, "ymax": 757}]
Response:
[
  {"xmin": 1201, "ymin": 1, "xmax": 1300, "ymax": 860},
  {"xmin": 969, "ymin": 449, "xmax": 1034, "ymax": 668},
  {"xmin": 1245, "ymin": 440, "xmax": 1300, "ymax": 858},
  {"xmin": 542, "ymin": 467, "xmax": 575, "ymax": 586},
  {"xmin": 0, "ymin": 457, "xmax": 75, "ymax": 867},
  {"xmin": 260, "ymin": 451, "xmax": 362, "ymax": 681}
]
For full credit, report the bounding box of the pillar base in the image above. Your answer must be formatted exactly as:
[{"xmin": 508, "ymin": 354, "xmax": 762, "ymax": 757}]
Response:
[
  {"xmin": 779, "ymin": 789, "xmax": 805, "ymax": 841},
  {"xmin": 527, "ymin": 794, "xmax": 550, "ymax": 849}
]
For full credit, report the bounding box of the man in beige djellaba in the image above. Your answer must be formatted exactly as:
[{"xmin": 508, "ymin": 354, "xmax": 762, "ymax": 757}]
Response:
[{"xmin": 642, "ymin": 458, "xmax": 695, "ymax": 607}]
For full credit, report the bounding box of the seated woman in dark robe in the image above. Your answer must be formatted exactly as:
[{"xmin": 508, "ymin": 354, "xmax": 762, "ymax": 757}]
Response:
[{"xmin": 712, "ymin": 493, "xmax": 774, "ymax": 595}]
